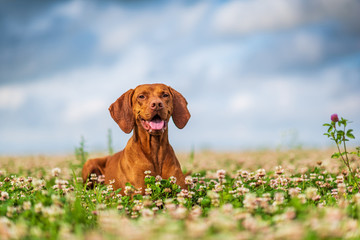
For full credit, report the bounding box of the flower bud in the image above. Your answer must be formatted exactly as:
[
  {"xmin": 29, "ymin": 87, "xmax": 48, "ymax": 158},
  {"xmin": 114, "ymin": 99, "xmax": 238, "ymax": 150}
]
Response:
[{"xmin": 331, "ymin": 113, "xmax": 339, "ymax": 122}]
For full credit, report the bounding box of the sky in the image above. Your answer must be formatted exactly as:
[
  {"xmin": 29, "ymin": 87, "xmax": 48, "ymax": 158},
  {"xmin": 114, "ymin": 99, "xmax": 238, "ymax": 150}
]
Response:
[{"xmin": 1, "ymin": 0, "xmax": 360, "ymax": 154}]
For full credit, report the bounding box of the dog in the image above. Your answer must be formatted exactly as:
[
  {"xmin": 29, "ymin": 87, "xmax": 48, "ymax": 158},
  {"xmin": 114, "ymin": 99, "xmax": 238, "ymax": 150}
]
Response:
[{"xmin": 82, "ymin": 83, "xmax": 190, "ymax": 193}]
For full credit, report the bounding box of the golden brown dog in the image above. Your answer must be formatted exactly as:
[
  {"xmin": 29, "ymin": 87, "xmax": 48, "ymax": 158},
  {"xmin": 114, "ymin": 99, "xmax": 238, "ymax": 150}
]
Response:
[{"xmin": 82, "ymin": 83, "xmax": 190, "ymax": 193}]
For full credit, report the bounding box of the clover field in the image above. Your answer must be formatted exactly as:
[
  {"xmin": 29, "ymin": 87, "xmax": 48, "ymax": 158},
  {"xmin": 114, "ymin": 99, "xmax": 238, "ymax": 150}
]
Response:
[{"xmin": 1, "ymin": 148, "xmax": 360, "ymax": 240}]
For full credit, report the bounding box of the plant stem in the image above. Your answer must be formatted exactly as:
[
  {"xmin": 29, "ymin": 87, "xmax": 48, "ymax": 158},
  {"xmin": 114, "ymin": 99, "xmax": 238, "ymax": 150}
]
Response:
[
  {"xmin": 342, "ymin": 131, "xmax": 358, "ymax": 187},
  {"xmin": 333, "ymin": 124, "xmax": 358, "ymax": 187},
  {"xmin": 335, "ymin": 141, "xmax": 357, "ymax": 187}
]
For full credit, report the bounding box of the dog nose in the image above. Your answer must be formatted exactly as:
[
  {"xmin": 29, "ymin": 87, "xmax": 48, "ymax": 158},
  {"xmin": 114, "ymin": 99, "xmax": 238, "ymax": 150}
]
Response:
[{"xmin": 150, "ymin": 99, "xmax": 164, "ymax": 110}]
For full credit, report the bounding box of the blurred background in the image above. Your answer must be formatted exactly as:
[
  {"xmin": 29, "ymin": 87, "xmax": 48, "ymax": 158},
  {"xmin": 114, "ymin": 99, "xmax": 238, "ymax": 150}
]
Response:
[{"xmin": 1, "ymin": 0, "xmax": 360, "ymax": 155}]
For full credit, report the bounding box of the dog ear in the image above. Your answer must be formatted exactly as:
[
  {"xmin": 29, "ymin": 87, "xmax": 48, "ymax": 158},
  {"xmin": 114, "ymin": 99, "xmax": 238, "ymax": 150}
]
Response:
[
  {"xmin": 169, "ymin": 87, "xmax": 191, "ymax": 129},
  {"xmin": 109, "ymin": 89, "xmax": 135, "ymax": 134}
]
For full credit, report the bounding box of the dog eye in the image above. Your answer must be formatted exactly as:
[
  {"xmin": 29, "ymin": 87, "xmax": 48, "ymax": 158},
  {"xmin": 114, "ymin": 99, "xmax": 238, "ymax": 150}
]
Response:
[
  {"xmin": 138, "ymin": 95, "xmax": 145, "ymax": 100},
  {"xmin": 163, "ymin": 93, "xmax": 169, "ymax": 98}
]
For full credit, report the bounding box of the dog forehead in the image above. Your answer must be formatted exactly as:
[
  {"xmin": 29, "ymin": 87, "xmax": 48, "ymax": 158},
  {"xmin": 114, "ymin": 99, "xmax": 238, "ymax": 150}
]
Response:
[{"xmin": 134, "ymin": 84, "xmax": 169, "ymax": 95}]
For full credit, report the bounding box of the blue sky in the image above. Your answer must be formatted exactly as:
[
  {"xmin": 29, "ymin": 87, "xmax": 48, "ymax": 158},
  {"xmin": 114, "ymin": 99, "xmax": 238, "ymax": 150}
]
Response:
[{"xmin": 1, "ymin": 0, "xmax": 360, "ymax": 154}]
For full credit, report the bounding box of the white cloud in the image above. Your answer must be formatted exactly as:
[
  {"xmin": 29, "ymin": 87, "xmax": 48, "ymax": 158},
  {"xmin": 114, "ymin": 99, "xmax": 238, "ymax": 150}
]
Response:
[
  {"xmin": 93, "ymin": 7, "xmax": 141, "ymax": 54},
  {"xmin": 212, "ymin": 0, "xmax": 360, "ymax": 35},
  {"xmin": 229, "ymin": 93, "xmax": 255, "ymax": 113},
  {"xmin": 24, "ymin": 44, "xmax": 154, "ymax": 99},
  {"xmin": 26, "ymin": 0, "xmax": 88, "ymax": 35},
  {"xmin": 177, "ymin": 2, "xmax": 209, "ymax": 34},
  {"xmin": 213, "ymin": 0, "xmax": 301, "ymax": 34},
  {"xmin": 292, "ymin": 32, "xmax": 323, "ymax": 63},
  {"xmin": 53, "ymin": 0, "xmax": 87, "ymax": 19},
  {"xmin": 325, "ymin": 85, "xmax": 360, "ymax": 115},
  {"xmin": 93, "ymin": 2, "xmax": 210, "ymax": 54},
  {"xmin": 261, "ymin": 78, "xmax": 296, "ymax": 109},
  {"xmin": 64, "ymin": 99, "xmax": 107, "ymax": 123},
  {"xmin": 0, "ymin": 86, "xmax": 26, "ymax": 110}
]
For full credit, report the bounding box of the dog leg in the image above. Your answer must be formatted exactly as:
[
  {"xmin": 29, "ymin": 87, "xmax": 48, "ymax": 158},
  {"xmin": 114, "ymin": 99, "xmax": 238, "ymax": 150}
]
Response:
[{"xmin": 82, "ymin": 157, "xmax": 108, "ymax": 188}]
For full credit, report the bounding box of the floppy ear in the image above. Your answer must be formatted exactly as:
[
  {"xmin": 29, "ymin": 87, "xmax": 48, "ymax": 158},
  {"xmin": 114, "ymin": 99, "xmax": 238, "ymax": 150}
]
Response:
[
  {"xmin": 169, "ymin": 87, "xmax": 191, "ymax": 129},
  {"xmin": 109, "ymin": 89, "xmax": 135, "ymax": 134}
]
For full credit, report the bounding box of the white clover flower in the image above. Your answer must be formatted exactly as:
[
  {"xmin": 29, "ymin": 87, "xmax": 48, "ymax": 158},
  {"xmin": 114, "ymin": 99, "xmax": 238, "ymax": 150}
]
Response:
[
  {"xmin": 107, "ymin": 185, "xmax": 114, "ymax": 192},
  {"xmin": 305, "ymin": 187, "xmax": 318, "ymax": 200},
  {"xmin": 257, "ymin": 169, "xmax": 266, "ymax": 178},
  {"xmin": 141, "ymin": 208, "xmax": 154, "ymax": 219},
  {"xmin": 134, "ymin": 187, "xmax": 142, "ymax": 195},
  {"xmin": 216, "ymin": 169, "xmax": 226, "ymax": 179},
  {"xmin": 353, "ymin": 193, "xmax": 360, "ymax": 205},
  {"xmin": 96, "ymin": 204, "xmax": 106, "ymax": 211},
  {"xmin": 90, "ymin": 173, "xmax": 97, "ymax": 181},
  {"xmin": 207, "ymin": 190, "xmax": 219, "ymax": 200},
  {"xmin": 189, "ymin": 205, "xmax": 202, "ymax": 219},
  {"xmin": 6, "ymin": 206, "xmax": 16, "ymax": 218},
  {"xmin": 165, "ymin": 203, "xmax": 177, "ymax": 212},
  {"xmin": 275, "ymin": 166, "xmax": 284, "ymax": 175},
  {"xmin": 1, "ymin": 191, "xmax": 9, "ymax": 201},
  {"xmin": 51, "ymin": 168, "xmax": 61, "ymax": 177},
  {"xmin": 172, "ymin": 206, "xmax": 187, "ymax": 219},
  {"xmin": 185, "ymin": 176, "xmax": 193, "ymax": 185},
  {"xmin": 211, "ymin": 198, "xmax": 220, "ymax": 207},
  {"xmin": 34, "ymin": 203, "xmax": 43, "ymax": 213},
  {"xmin": 241, "ymin": 170, "xmax": 249, "ymax": 178},
  {"xmin": 274, "ymin": 192, "xmax": 285, "ymax": 205},
  {"xmin": 335, "ymin": 175, "xmax": 344, "ymax": 184},
  {"xmin": 222, "ymin": 203, "xmax": 234, "ymax": 214},
  {"xmin": 43, "ymin": 205, "xmax": 64, "ymax": 221},
  {"xmin": 155, "ymin": 199, "xmax": 163, "ymax": 207},
  {"xmin": 213, "ymin": 183, "xmax": 224, "ymax": 192},
  {"xmin": 169, "ymin": 176, "xmax": 177, "ymax": 184},
  {"xmin": 297, "ymin": 194, "xmax": 306, "ymax": 204},
  {"xmin": 237, "ymin": 187, "xmax": 250, "ymax": 195},
  {"xmin": 124, "ymin": 186, "xmax": 134, "ymax": 196},
  {"xmin": 288, "ymin": 187, "xmax": 301, "ymax": 198},
  {"xmin": 177, "ymin": 189, "xmax": 189, "ymax": 198},
  {"xmin": 23, "ymin": 201, "xmax": 31, "ymax": 210},
  {"xmin": 243, "ymin": 193, "xmax": 257, "ymax": 210},
  {"xmin": 144, "ymin": 188, "xmax": 152, "ymax": 195}
]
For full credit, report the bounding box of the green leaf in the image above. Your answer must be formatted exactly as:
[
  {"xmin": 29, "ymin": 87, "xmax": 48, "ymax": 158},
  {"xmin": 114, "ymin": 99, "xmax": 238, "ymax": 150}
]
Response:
[
  {"xmin": 336, "ymin": 133, "xmax": 342, "ymax": 141},
  {"xmin": 323, "ymin": 123, "xmax": 331, "ymax": 127},
  {"xmin": 341, "ymin": 118, "xmax": 348, "ymax": 127},
  {"xmin": 331, "ymin": 153, "xmax": 341, "ymax": 159},
  {"xmin": 327, "ymin": 125, "xmax": 333, "ymax": 133},
  {"xmin": 346, "ymin": 129, "xmax": 355, "ymax": 139}
]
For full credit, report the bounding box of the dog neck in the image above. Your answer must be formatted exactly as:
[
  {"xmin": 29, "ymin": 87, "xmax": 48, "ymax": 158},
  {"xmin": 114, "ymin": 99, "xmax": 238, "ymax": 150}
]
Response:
[{"xmin": 131, "ymin": 125, "xmax": 170, "ymax": 174}]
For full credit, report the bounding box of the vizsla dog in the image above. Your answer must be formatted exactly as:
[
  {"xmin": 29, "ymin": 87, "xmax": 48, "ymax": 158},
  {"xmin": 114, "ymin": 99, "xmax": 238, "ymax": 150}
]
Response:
[{"xmin": 82, "ymin": 83, "xmax": 190, "ymax": 193}]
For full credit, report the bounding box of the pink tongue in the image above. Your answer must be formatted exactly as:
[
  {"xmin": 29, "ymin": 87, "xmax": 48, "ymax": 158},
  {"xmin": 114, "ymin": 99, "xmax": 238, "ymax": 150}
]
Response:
[{"xmin": 149, "ymin": 120, "xmax": 164, "ymax": 130}]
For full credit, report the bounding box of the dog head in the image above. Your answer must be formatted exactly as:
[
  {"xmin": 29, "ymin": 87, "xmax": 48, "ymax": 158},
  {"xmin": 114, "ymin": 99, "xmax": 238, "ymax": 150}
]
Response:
[{"xmin": 109, "ymin": 83, "xmax": 190, "ymax": 135}]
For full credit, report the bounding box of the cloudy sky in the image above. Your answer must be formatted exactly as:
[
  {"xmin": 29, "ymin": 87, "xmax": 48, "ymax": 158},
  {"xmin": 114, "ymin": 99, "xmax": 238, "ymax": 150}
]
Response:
[{"xmin": 1, "ymin": 0, "xmax": 360, "ymax": 154}]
